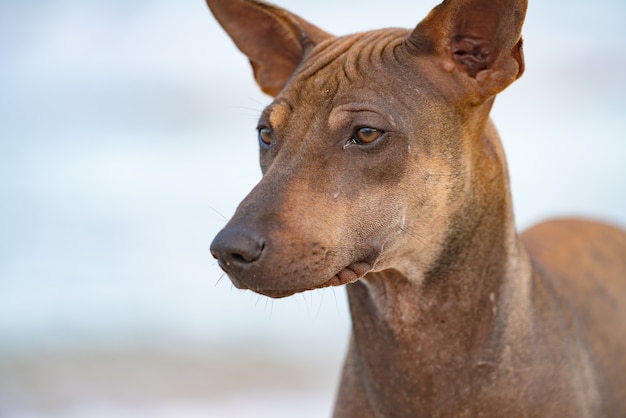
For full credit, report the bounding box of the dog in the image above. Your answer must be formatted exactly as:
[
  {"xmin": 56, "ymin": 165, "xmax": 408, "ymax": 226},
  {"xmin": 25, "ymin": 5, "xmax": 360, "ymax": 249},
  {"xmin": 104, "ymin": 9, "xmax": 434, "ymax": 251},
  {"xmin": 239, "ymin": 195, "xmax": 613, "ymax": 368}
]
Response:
[{"xmin": 206, "ymin": 0, "xmax": 626, "ymax": 416}]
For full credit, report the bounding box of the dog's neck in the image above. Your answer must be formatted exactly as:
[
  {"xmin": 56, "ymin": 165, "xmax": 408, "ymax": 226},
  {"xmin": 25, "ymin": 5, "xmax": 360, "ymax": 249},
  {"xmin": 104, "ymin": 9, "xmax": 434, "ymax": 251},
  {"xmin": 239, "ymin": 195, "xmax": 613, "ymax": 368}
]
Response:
[
  {"xmin": 348, "ymin": 220, "xmax": 528, "ymax": 357},
  {"xmin": 343, "ymin": 119, "xmax": 534, "ymax": 410}
]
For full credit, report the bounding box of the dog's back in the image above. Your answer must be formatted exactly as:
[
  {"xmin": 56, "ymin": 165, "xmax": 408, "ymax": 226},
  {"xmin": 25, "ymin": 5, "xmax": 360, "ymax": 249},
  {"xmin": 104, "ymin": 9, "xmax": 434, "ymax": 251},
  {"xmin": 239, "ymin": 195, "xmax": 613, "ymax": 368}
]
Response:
[{"xmin": 522, "ymin": 219, "xmax": 626, "ymax": 412}]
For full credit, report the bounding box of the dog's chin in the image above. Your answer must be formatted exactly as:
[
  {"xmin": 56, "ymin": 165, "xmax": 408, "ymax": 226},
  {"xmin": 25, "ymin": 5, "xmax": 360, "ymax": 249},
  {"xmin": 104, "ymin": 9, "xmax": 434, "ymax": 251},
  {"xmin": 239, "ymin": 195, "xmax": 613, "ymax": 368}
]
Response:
[{"xmin": 233, "ymin": 261, "xmax": 374, "ymax": 299}]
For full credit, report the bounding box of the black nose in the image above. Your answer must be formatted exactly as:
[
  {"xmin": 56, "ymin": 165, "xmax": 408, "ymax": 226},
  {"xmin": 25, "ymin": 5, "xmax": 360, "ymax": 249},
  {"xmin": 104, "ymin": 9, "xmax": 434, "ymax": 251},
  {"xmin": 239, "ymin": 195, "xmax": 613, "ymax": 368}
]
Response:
[{"xmin": 210, "ymin": 227, "xmax": 265, "ymax": 271}]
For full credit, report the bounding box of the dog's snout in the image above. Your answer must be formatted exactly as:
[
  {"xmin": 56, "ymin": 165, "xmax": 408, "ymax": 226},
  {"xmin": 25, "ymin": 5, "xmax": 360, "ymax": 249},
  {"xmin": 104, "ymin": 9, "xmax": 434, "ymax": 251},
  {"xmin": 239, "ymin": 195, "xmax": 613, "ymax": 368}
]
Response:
[{"xmin": 211, "ymin": 227, "xmax": 265, "ymax": 269}]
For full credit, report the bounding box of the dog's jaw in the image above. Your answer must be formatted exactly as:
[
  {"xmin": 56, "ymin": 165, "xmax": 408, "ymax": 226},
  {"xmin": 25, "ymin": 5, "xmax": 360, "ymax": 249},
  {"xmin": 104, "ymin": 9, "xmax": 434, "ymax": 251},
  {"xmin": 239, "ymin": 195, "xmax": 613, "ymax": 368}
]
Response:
[{"xmin": 225, "ymin": 260, "xmax": 374, "ymax": 299}]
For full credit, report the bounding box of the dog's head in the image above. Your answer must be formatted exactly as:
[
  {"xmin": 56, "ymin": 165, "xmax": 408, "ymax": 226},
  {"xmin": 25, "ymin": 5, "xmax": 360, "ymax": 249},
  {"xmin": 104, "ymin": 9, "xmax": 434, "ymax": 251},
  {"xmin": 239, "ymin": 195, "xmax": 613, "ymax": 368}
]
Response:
[{"xmin": 208, "ymin": 0, "xmax": 526, "ymax": 298}]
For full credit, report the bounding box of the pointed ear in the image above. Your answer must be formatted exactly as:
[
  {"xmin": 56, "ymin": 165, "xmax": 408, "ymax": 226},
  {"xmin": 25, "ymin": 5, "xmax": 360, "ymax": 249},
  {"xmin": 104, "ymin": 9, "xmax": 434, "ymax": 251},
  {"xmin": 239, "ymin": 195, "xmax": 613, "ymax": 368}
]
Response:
[
  {"xmin": 407, "ymin": 0, "xmax": 527, "ymax": 100},
  {"xmin": 207, "ymin": 0, "xmax": 332, "ymax": 97}
]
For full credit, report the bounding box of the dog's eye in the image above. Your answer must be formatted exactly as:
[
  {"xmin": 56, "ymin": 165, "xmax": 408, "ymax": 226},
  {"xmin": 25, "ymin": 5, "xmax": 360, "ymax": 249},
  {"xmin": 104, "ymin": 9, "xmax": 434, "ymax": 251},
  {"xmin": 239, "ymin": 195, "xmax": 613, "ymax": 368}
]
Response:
[
  {"xmin": 258, "ymin": 127, "xmax": 272, "ymax": 146},
  {"xmin": 354, "ymin": 127, "xmax": 383, "ymax": 144}
]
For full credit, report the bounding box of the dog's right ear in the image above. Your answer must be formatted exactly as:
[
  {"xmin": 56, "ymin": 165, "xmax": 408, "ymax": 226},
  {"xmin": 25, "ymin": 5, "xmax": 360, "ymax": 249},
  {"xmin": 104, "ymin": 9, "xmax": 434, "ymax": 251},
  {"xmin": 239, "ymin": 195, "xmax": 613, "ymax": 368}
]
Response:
[
  {"xmin": 406, "ymin": 0, "xmax": 527, "ymax": 101},
  {"xmin": 206, "ymin": 0, "xmax": 332, "ymax": 97}
]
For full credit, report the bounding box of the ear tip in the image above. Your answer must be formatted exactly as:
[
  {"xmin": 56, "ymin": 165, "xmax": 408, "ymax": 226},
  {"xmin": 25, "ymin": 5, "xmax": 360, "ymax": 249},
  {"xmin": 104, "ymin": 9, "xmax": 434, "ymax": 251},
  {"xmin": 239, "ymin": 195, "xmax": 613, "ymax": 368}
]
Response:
[{"xmin": 208, "ymin": 0, "xmax": 329, "ymax": 96}]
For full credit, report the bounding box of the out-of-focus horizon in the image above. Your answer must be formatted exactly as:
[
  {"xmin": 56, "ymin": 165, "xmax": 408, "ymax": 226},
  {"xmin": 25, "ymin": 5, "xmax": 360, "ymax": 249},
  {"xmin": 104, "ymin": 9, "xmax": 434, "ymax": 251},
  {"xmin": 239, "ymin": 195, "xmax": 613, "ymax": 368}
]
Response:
[{"xmin": 1, "ymin": 0, "xmax": 625, "ymax": 416}]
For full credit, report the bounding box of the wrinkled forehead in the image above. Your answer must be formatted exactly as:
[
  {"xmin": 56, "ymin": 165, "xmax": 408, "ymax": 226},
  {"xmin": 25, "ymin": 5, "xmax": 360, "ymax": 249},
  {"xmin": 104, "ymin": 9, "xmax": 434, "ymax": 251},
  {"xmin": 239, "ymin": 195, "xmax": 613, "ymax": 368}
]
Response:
[
  {"xmin": 301, "ymin": 29, "xmax": 410, "ymax": 81},
  {"xmin": 267, "ymin": 28, "xmax": 445, "ymax": 120},
  {"xmin": 286, "ymin": 30, "xmax": 413, "ymax": 99}
]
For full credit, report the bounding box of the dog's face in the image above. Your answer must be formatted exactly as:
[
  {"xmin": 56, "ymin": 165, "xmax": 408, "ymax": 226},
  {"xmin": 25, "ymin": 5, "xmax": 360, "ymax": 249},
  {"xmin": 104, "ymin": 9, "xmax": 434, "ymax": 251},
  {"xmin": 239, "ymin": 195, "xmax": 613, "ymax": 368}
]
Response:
[
  {"xmin": 218, "ymin": 31, "xmax": 463, "ymax": 297},
  {"xmin": 208, "ymin": 0, "xmax": 526, "ymax": 297}
]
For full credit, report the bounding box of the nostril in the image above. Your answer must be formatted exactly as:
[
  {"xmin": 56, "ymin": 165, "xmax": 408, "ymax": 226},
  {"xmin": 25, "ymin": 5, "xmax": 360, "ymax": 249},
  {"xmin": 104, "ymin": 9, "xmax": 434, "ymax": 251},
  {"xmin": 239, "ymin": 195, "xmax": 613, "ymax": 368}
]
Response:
[
  {"xmin": 210, "ymin": 227, "xmax": 265, "ymax": 266},
  {"xmin": 229, "ymin": 241, "xmax": 264, "ymax": 264},
  {"xmin": 231, "ymin": 253, "xmax": 247, "ymax": 263}
]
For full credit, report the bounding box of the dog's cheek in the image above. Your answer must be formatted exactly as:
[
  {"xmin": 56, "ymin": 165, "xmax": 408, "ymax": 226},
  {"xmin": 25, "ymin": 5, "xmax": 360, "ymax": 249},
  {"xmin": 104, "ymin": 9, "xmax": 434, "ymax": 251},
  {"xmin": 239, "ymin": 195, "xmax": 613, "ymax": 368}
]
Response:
[
  {"xmin": 259, "ymin": 148, "xmax": 276, "ymax": 175},
  {"xmin": 362, "ymin": 134, "xmax": 410, "ymax": 186}
]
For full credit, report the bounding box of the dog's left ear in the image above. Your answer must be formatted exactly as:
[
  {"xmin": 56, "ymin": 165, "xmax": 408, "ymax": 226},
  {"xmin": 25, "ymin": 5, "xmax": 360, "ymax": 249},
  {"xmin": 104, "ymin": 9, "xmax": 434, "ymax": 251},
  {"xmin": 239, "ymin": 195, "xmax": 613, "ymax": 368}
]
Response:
[
  {"xmin": 407, "ymin": 0, "xmax": 527, "ymax": 100},
  {"xmin": 207, "ymin": 0, "xmax": 332, "ymax": 97}
]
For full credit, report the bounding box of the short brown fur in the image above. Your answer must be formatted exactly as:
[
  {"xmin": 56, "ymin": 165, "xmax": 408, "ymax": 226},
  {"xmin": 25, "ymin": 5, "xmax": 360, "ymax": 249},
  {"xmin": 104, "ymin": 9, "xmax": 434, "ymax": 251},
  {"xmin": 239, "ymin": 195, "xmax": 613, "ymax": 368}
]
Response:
[{"xmin": 206, "ymin": 1, "xmax": 626, "ymax": 416}]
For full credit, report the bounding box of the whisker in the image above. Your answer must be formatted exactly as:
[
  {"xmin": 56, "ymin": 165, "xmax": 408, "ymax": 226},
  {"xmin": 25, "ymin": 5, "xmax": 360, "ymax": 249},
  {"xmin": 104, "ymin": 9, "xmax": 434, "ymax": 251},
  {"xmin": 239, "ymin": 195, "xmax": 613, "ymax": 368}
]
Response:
[
  {"xmin": 314, "ymin": 289, "xmax": 325, "ymax": 320},
  {"xmin": 244, "ymin": 97, "xmax": 270, "ymax": 111},
  {"xmin": 300, "ymin": 292, "xmax": 311, "ymax": 315},
  {"xmin": 301, "ymin": 292, "xmax": 310, "ymax": 315},
  {"xmin": 398, "ymin": 224, "xmax": 429, "ymax": 245},
  {"xmin": 233, "ymin": 105, "xmax": 263, "ymax": 112},
  {"xmin": 266, "ymin": 298, "xmax": 274, "ymax": 317},
  {"xmin": 332, "ymin": 287, "xmax": 340, "ymax": 315},
  {"xmin": 209, "ymin": 205, "xmax": 229, "ymax": 223},
  {"xmin": 215, "ymin": 273, "xmax": 226, "ymax": 287}
]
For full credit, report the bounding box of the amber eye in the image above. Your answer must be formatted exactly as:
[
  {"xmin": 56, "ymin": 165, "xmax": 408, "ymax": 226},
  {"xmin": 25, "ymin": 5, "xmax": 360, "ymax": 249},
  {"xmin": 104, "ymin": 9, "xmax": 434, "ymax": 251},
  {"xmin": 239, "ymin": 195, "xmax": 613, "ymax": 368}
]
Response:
[
  {"xmin": 354, "ymin": 127, "xmax": 382, "ymax": 144},
  {"xmin": 258, "ymin": 127, "xmax": 272, "ymax": 146}
]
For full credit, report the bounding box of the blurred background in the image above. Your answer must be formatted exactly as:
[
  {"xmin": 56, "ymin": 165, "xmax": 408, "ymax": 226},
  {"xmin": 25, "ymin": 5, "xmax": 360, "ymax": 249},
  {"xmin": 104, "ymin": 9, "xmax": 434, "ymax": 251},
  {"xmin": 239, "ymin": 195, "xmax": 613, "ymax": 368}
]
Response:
[{"xmin": 1, "ymin": 0, "xmax": 624, "ymax": 417}]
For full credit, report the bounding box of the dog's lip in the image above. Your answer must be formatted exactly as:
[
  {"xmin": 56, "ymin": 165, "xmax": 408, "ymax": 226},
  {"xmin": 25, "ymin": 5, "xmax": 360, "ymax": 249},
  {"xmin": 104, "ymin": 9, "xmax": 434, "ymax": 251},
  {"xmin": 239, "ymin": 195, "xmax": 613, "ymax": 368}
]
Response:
[
  {"xmin": 320, "ymin": 261, "xmax": 373, "ymax": 288},
  {"xmin": 244, "ymin": 261, "xmax": 373, "ymax": 299}
]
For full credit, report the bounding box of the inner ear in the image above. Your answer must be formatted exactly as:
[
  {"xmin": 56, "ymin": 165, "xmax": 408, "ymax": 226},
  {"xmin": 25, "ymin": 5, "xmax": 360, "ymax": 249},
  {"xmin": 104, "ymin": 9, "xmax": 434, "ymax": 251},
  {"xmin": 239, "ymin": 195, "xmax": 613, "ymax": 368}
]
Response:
[
  {"xmin": 451, "ymin": 34, "xmax": 491, "ymax": 77},
  {"xmin": 451, "ymin": 9, "xmax": 499, "ymax": 77}
]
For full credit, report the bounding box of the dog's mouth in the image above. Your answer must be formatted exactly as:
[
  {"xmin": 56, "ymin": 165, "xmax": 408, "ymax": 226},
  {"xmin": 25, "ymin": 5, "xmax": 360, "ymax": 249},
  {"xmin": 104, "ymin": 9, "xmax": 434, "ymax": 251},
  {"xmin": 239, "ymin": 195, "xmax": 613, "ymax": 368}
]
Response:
[{"xmin": 240, "ymin": 261, "xmax": 373, "ymax": 299}]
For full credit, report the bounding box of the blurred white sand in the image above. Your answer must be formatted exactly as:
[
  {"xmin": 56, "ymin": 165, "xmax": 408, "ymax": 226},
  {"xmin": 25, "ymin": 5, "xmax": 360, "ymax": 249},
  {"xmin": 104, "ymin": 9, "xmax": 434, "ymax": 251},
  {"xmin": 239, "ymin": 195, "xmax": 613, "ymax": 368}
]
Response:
[{"xmin": 0, "ymin": 347, "xmax": 338, "ymax": 418}]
